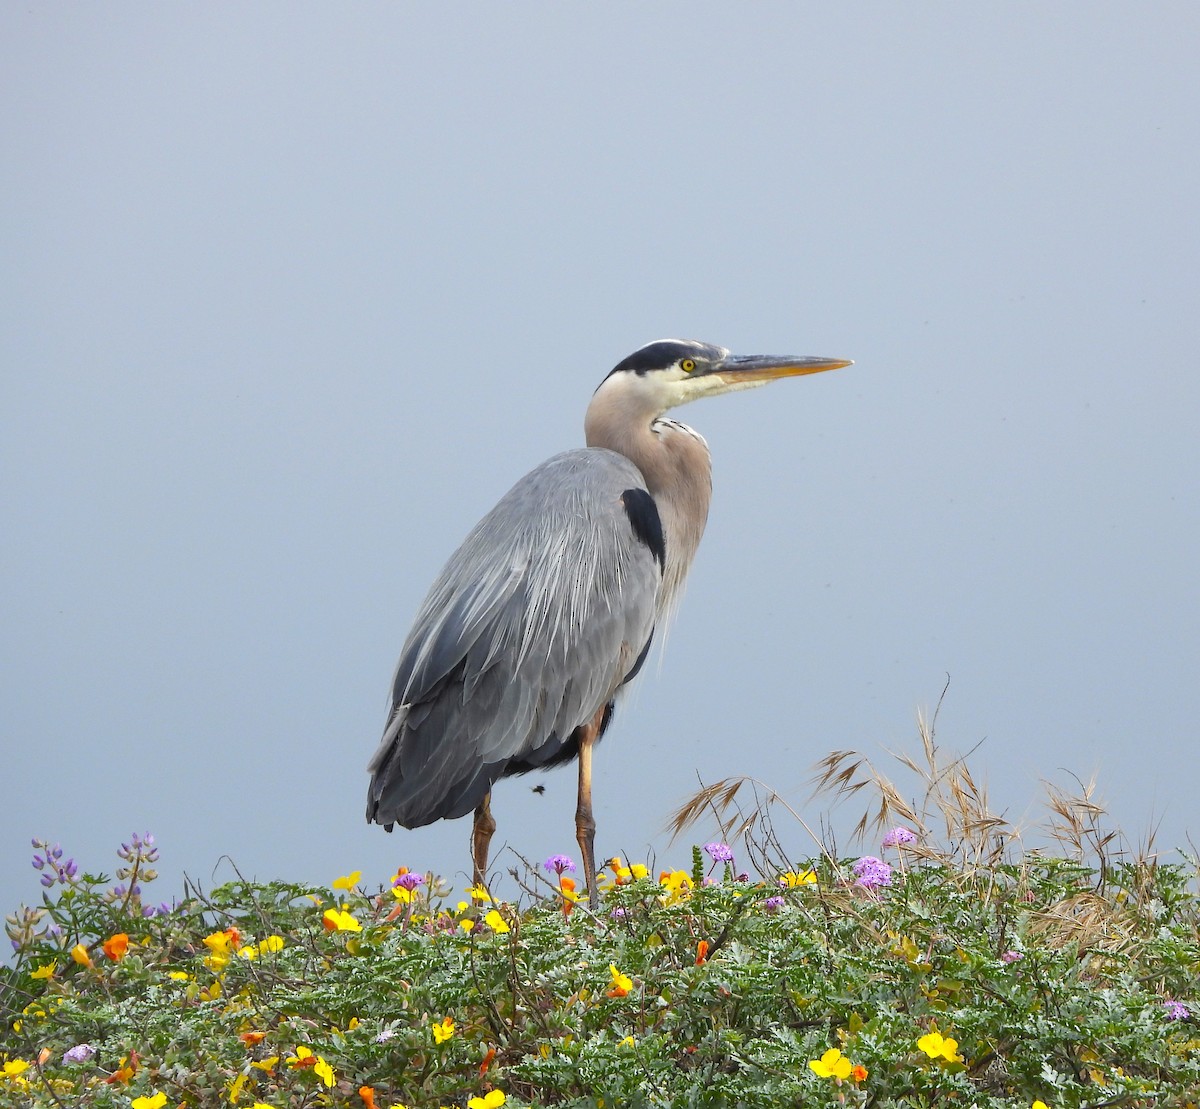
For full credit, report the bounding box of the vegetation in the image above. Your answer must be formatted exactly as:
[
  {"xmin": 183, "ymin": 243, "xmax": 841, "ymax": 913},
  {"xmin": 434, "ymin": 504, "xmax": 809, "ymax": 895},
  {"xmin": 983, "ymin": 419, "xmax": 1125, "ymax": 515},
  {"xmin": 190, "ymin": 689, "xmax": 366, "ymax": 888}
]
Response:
[{"xmin": 4, "ymin": 723, "xmax": 1200, "ymax": 1107}]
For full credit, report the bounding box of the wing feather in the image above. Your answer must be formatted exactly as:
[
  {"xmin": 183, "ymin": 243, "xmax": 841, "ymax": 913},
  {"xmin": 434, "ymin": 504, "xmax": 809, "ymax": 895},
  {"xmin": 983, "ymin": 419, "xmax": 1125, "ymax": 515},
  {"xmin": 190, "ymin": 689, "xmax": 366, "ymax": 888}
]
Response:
[{"xmin": 367, "ymin": 448, "xmax": 661, "ymax": 828}]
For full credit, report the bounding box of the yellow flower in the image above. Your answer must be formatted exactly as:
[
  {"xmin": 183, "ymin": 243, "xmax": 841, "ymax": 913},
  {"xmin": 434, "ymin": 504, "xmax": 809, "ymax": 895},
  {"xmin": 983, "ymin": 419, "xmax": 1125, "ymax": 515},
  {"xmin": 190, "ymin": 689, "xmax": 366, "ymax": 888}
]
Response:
[
  {"xmin": 259, "ymin": 935, "xmax": 285, "ymax": 953},
  {"xmin": 779, "ymin": 870, "xmax": 817, "ymax": 887},
  {"xmin": 459, "ymin": 918, "xmax": 476, "ymax": 932},
  {"xmin": 918, "ymin": 1030, "xmax": 963, "ymax": 1063},
  {"xmin": 659, "ymin": 870, "xmax": 694, "ymax": 904},
  {"xmin": 467, "ymin": 1092, "xmax": 505, "ymax": 1109},
  {"xmin": 130, "ymin": 1094, "xmax": 167, "ymax": 1109},
  {"xmin": 322, "ymin": 908, "xmax": 362, "ymax": 933},
  {"xmin": 484, "ymin": 909, "xmax": 510, "ymax": 934},
  {"xmin": 3, "ymin": 1060, "xmax": 31, "ymax": 1078},
  {"xmin": 286, "ymin": 1045, "xmax": 316, "ymax": 1067},
  {"xmin": 1032, "ymin": 1102, "xmax": 1050, "ymax": 1109},
  {"xmin": 432, "ymin": 1016, "xmax": 455, "ymax": 1044},
  {"xmin": 333, "ymin": 871, "xmax": 362, "ymax": 890},
  {"xmin": 809, "ymin": 1047, "xmax": 852, "ymax": 1080},
  {"xmin": 30, "ymin": 961, "xmax": 56, "ymax": 980},
  {"xmin": 466, "ymin": 885, "xmax": 492, "ymax": 902},
  {"xmin": 313, "ymin": 1056, "xmax": 335, "ymax": 1088},
  {"xmin": 606, "ymin": 963, "xmax": 633, "ymax": 998},
  {"xmin": 70, "ymin": 944, "xmax": 92, "ymax": 967},
  {"xmin": 203, "ymin": 929, "xmax": 235, "ymax": 952},
  {"xmin": 168, "ymin": 971, "xmax": 191, "ymax": 981}
]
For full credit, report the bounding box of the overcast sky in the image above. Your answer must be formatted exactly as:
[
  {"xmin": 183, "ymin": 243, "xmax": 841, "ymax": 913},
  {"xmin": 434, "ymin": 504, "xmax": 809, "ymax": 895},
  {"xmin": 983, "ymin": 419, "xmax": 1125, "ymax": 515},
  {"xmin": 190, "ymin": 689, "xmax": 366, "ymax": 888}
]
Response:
[{"xmin": 4, "ymin": 6, "xmax": 1198, "ymax": 919}]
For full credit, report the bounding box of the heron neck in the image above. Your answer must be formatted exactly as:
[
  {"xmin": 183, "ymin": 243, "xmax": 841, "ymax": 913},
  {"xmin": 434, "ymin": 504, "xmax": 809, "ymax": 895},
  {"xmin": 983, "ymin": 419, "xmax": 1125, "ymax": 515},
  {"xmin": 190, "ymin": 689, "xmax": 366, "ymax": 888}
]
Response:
[{"xmin": 584, "ymin": 405, "xmax": 712, "ymax": 612}]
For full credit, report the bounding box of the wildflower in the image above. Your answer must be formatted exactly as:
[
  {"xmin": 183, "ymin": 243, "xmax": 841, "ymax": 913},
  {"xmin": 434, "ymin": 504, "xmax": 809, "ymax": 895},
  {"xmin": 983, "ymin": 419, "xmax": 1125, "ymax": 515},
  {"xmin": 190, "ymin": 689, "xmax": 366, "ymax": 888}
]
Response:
[
  {"xmin": 852, "ymin": 856, "xmax": 893, "ymax": 889},
  {"xmin": 2, "ymin": 1060, "xmax": 31, "ymax": 1079},
  {"xmin": 484, "ymin": 909, "xmax": 510, "ymax": 934},
  {"xmin": 703, "ymin": 842, "xmax": 734, "ymax": 863},
  {"xmin": 30, "ymin": 960, "xmax": 56, "ymax": 980},
  {"xmin": 918, "ymin": 1030, "xmax": 963, "ymax": 1063},
  {"xmin": 102, "ymin": 932, "xmax": 129, "ymax": 960},
  {"xmin": 131, "ymin": 1093, "xmax": 167, "ymax": 1109},
  {"xmin": 606, "ymin": 857, "xmax": 647, "ymax": 884},
  {"xmin": 63, "ymin": 1044, "xmax": 96, "ymax": 1064},
  {"xmin": 393, "ymin": 871, "xmax": 424, "ymax": 891},
  {"xmin": 607, "ymin": 963, "xmax": 633, "ymax": 998},
  {"xmin": 313, "ymin": 1056, "xmax": 335, "ymax": 1087},
  {"xmin": 881, "ymin": 826, "xmax": 917, "ymax": 848},
  {"xmin": 778, "ymin": 870, "xmax": 817, "ymax": 887},
  {"xmin": 432, "ymin": 1016, "xmax": 456, "ymax": 1044},
  {"xmin": 322, "ymin": 908, "xmax": 362, "ymax": 932},
  {"xmin": 468, "ymin": 1091, "xmax": 505, "ymax": 1109},
  {"xmin": 360, "ymin": 1087, "xmax": 378, "ymax": 1109},
  {"xmin": 851, "ymin": 1063, "xmax": 868, "ymax": 1082},
  {"xmin": 105, "ymin": 1053, "xmax": 138, "ymax": 1084},
  {"xmin": 1032, "ymin": 1102, "xmax": 1050, "ymax": 1109},
  {"xmin": 809, "ymin": 1048, "xmax": 852, "ymax": 1081},
  {"xmin": 609, "ymin": 906, "xmax": 628, "ymax": 920},
  {"xmin": 70, "ymin": 944, "xmax": 93, "ymax": 967},
  {"xmin": 660, "ymin": 869, "xmax": 694, "ymax": 904},
  {"xmin": 695, "ymin": 939, "xmax": 709, "ymax": 965},
  {"xmin": 1000, "ymin": 950, "xmax": 1024, "ymax": 964},
  {"xmin": 466, "ymin": 884, "xmax": 493, "ymax": 902},
  {"xmin": 1164, "ymin": 1000, "xmax": 1191, "ymax": 1021},
  {"xmin": 332, "ymin": 871, "xmax": 362, "ymax": 890},
  {"xmin": 543, "ymin": 854, "xmax": 576, "ymax": 876},
  {"xmin": 762, "ymin": 895, "xmax": 784, "ymax": 914}
]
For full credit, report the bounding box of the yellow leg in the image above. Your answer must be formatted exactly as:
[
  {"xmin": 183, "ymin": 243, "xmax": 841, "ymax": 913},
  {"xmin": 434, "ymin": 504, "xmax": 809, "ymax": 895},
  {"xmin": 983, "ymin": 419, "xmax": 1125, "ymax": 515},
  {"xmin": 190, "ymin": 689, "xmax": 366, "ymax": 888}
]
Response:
[
  {"xmin": 575, "ymin": 706, "xmax": 606, "ymax": 910},
  {"xmin": 472, "ymin": 793, "xmax": 496, "ymax": 889}
]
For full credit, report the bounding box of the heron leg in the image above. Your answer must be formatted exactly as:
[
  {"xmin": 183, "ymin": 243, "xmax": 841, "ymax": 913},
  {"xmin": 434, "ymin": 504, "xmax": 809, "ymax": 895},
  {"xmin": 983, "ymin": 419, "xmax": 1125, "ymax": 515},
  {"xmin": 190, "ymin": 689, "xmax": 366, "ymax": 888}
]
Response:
[
  {"xmin": 471, "ymin": 793, "xmax": 496, "ymax": 889},
  {"xmin": 575, "ymin": 705, "xmax": 606, "ymax": 910}
]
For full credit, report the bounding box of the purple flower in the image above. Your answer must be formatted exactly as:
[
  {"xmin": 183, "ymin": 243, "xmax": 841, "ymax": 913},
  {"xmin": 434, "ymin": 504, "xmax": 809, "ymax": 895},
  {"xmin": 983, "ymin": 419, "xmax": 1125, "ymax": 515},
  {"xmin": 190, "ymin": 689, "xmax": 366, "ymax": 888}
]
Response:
[
  {"xmin": 393, "ymin": 872, "xmax": 424, "ymax": 891},
  {"xmin": 63, "ymin": 1043, "xmax": 96, "ymax": 1064},
  {"xmin": 881, "ymin": 827, "xmax": 917, "ymax": 849},
  {"xmin": 1164, "ymin": 1000, "xmax": 1191, "ymax": 1021},
  {"xmin": 852, "ymin": 856, "xmax": 893, "ymax": 889},
  {"xmin": 762, "ymin": 896, "xmax": 784, "ymax": 914},
  {"xmin": 609, "ymin": 907, "xmax": 629, "ymax": 921},
  {"xmin": 703, "ymin": 842, "xmax": 735, "ymax": 863},
  {"xmin": 1000, "ymin": 950, "xmax": 1023, "ymax": 964},
  {"xmin": 543, "ymin": 854, "xmax": 576, "ymax": 876}
]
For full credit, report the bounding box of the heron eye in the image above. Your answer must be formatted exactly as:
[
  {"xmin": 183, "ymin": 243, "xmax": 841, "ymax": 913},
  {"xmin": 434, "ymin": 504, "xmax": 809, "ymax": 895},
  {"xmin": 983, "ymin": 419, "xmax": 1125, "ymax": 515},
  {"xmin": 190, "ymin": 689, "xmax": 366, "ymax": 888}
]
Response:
[{"xmin": 680, "ymin": 359, "xmax": 697, "ymax": 373}]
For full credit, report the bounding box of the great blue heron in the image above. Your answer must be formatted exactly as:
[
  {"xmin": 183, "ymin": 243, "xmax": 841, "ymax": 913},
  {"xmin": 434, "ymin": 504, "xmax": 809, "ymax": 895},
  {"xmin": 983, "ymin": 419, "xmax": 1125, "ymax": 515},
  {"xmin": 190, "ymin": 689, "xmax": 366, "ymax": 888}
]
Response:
[{"xmin": 367, "ymin": 339, "xmax": 850, "ymax": 907}]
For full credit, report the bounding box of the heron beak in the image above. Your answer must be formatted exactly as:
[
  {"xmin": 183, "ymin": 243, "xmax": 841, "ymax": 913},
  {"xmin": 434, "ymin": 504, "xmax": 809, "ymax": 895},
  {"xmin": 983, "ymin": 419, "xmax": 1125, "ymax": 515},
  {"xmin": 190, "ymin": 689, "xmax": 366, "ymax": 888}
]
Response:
[{"xmin": 711, "ymin": 353, "xmax": 852, "ymax": 384}]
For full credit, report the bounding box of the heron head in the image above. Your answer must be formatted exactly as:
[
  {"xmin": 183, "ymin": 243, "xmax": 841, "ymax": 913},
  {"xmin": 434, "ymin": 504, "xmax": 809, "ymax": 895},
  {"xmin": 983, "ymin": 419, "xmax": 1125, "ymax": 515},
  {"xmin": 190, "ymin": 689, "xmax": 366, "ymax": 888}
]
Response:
[{"xmin": 597, "ymin": 339, "xmax": 851, "ymax": 414}]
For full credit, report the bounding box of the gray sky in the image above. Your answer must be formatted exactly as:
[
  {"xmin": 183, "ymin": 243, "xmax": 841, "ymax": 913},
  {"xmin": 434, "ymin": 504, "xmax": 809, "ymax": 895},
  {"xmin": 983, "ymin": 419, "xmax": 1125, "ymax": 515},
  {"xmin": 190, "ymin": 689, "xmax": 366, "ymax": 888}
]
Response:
[{"xmin": 4, "ymin": 6, "xmax": 1199, "ymax": 918}]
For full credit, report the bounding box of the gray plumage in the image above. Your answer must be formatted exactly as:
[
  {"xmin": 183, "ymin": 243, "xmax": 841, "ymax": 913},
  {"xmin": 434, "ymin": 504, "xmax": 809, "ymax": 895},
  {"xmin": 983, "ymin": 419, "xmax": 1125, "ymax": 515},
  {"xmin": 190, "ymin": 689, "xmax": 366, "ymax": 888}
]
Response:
[
  {"xmin": 367, "ymin": 448, "xmax": 658, "ymax": 827},
  {"xmin": 366, "ymin": 339, "xmax": 850, "ymax": 905}
]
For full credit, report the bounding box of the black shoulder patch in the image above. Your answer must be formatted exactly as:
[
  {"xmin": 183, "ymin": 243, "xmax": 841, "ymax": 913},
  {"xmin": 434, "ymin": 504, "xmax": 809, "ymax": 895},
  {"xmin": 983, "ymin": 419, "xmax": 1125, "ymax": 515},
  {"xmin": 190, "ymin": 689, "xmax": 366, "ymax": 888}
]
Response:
[{"xmin": 620, "ymin": 488, "xmax": 665, "ymax": 571}]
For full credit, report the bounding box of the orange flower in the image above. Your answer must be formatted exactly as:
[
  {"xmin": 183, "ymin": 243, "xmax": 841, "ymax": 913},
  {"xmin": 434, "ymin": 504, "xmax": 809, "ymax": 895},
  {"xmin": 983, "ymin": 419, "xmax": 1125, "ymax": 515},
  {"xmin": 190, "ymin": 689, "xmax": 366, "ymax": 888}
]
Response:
[
  {"xmin": 851, "ymin": 1064, "xmax": 868, "ymax": 1082},
  {"xmin": 479, "ymin": 1047, "xmax": 496, "ymax": 1076},
  {"xmin": 358, "ymin": 1086, "xmax": 377, "ymax": 1109},
  {"xmin": 239, "ymin": 1031, "xmax": 267, "ymax": 1046},
  {"xmin": 102, "ymin": 933, "xmax": 129, "ymax": 961},
  {"xmin": 104, "ymin": 1052, "xmax": 139, "ymax": 1084},
  {"xmin": 606, "ymin": 964, "xmax": 633, "ymax": 997},
  {"xmin": 559, "ymin": 875, "xmax": 578, "ymax": 917},
  {"xmin": 695, "ymin": 940, "xmax": 709, "ymax": 965}
]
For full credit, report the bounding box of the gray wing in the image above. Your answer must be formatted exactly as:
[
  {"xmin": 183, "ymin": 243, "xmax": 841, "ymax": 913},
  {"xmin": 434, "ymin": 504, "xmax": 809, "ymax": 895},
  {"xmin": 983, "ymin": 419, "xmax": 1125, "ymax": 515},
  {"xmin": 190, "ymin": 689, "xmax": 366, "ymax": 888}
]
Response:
[{"xmin": 366, "ymin": 448, "xmax": 662, "ymax": 829}]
